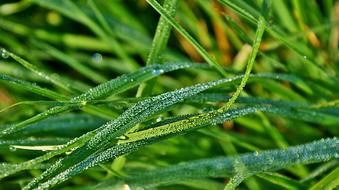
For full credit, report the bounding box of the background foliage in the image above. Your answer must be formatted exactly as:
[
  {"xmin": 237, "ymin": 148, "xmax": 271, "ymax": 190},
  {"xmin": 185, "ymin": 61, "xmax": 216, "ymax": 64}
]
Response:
[{"xmin": 0, "ymin": 0, "xmax": 338, "ymax": 189}]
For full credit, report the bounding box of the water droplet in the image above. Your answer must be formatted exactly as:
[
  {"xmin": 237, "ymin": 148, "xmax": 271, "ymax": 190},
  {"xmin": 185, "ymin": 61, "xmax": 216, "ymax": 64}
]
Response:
[
  {"xmin": 1, "ymin": 48, "xmax": 9, "ymax": 59},
  {"xmin": 122, "ymin": 184, "xmax": 131, "ymax": 190},
  {"xmin": 152, "ymin": 69, "xmax": 164, "ymax": 75},
  {"xmin": 116, "ymin": 135, "xmax": 128, "ymax": 140},
  {"xmin": 9, "ymin": 145, "xmax": 17, "ymax": 152},
  {"xmin": 303, "ymin": 56, "xmax": 307, "ymax": 60},
  {"xmin": 156, "ymin": 116, "xmax": 162, "ymax": 122},
  {"xmin": 92, "ymin": 53, "xmax": 103, "ymax": 63}
]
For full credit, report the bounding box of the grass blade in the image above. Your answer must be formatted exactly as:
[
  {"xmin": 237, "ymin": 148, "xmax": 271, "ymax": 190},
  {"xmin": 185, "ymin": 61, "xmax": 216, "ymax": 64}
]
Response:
[{"xmin": 146, "ymin": 0, "xmax": 227, "ymax": 77}]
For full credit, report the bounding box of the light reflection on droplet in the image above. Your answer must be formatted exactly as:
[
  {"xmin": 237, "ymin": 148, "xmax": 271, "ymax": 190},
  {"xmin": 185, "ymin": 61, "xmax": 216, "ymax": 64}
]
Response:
[
  {"xmin": 92, "ymin": 53, "xmax": 103, "ymax": 63},
  {"xmin": 1, "ymin": 48, "xmax": 9, "ymax": 59}
]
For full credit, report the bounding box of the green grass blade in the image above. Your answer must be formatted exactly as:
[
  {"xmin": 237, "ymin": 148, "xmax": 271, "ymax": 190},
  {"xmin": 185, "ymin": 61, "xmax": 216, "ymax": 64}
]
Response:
[
  {"xmin": 32, "ymin": 41, "xmax": 108, "ymax": 83},
  {"xmin": 136, "ymin": 0, "xmax": 178, "ymax": 97},
  {"xmin": 30, "ymin": 0, "xmax": 139, "ymax": 70},
  {"xmin": 15, "ymin": 114, "xmax": 106, "ymax": 137},
  {"xmin": 4, "ymin": 49, "xmax": 74, "ymax": 93},
  {"xmin": 22, "ymin": 71, "xmax": 304, "ymax": 189},
  {"xmin": 257, "ymin": 172, "xmax": 308, "ymax": 190},
  {"xmin": 218, "ymin": 16, "xmax": 265, "ymax": 113},
  {"xmin": 25, "ymin": 101, "xmax": 339, "ymax": 189},
  {"xmin": 0, "ymin": 74, "xmax": 68, "ymax": 100},
  {"xmin": 309, "ymin": 166, "xmax": 339, "ymax": 190},
  {"xmin": 146, "ymin": 0, "xmax": 227, "ymax": 77}
]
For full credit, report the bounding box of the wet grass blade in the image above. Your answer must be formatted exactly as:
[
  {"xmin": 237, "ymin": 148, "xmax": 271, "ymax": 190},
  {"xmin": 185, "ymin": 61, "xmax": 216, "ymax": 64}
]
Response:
[
  {"xmin": 124, "ymin": 138, "xmax": 338, "ymax": 188},
  {"xmin": 136, "ymin": 0, "xmax": 178, "ymax": 97}
]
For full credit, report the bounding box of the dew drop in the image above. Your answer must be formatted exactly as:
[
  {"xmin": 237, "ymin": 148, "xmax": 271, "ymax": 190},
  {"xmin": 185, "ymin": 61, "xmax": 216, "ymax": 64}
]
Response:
[
  {"xmin": 1, "ymin": 48, "xmax": 9, "ymax": 59},
  {"xmin": 152, "ymin": 69, "xmax": 164, "ymax": 75},
  {"xmin": 303, "ymin": 56, "xmax": 307, "ymax": 60},
  {"xmin": 156, "ymin": 116, "xmax": 162, "ymax": 122},
  {"xmin": 116, "ymin": 135, "xmax": 128, "ymax": 140},
  {"xmin": 9, "ymin": 145, "xmax": 17, "ymax": 152},
  {"xmin": 81, "ymin": 101, "xmax": 87, "ymax": 106},
  {"xmin": 92, "ymin": 53, "xmax": 103, "ymax": 63}
]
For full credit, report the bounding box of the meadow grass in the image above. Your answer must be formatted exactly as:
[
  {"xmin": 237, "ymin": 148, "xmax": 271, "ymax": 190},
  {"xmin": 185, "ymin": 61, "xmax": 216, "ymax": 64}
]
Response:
[{"xmin": 0, "ymin": 0, "xmax": 338, "ymax": 189}]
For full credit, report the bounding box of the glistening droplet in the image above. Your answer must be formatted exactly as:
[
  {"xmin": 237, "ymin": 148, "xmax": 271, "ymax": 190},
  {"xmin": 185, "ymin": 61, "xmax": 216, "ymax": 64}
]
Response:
[
  {"xmin": 1, "ymin": 48, "xmax": 9, "ymax": 59},
  {"xmin": 92, "ymin": 53, "xmax": 103, "ymax": 63},
  {"xmin": 9, "ymin": 145, "xmax": 17, "ymax": 152}
]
